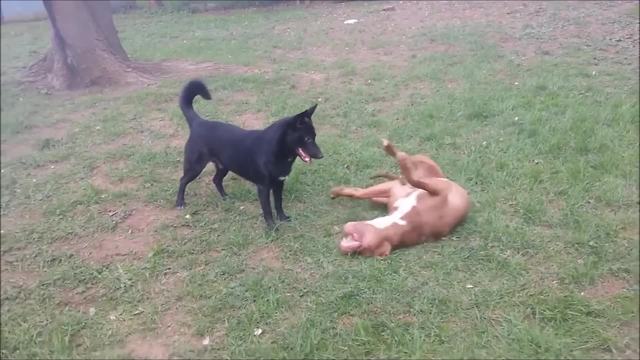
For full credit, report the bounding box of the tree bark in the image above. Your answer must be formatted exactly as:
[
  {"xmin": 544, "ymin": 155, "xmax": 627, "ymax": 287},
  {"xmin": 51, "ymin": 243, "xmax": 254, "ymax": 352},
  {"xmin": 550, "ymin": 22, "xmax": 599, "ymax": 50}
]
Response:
[{"xmin": 26, "ymin": 0, "xmax": 151, "ymax": 90}]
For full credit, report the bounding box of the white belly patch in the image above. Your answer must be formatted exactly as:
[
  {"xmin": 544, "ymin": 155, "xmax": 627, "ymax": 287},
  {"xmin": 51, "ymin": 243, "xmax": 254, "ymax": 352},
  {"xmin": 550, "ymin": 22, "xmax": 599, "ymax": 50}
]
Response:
[{"xmin": 366, "ymin": 190, "xmax": 422, "ymax": 229}]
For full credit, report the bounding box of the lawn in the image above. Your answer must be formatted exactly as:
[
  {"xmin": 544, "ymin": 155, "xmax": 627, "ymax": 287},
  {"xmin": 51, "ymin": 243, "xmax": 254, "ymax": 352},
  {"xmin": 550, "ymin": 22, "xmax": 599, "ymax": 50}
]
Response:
[{"xmin": 1, "ymin": 1, "xmax": 638, "ymax": 359}]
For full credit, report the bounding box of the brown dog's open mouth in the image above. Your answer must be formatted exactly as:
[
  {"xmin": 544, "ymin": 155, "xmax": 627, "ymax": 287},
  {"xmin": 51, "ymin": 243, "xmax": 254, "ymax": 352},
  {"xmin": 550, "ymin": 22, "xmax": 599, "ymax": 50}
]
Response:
[
  {"xmin": 339, "ymin": 235, "xmax": 361, "ymax": 254},
  {"xmin": 296, "ymin": 148, "xmax": 311, "ymax": 163}
]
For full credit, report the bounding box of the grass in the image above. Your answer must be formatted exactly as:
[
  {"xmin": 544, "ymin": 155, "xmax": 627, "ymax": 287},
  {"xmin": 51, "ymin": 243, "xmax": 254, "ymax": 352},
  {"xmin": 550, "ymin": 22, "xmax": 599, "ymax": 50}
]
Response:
[{"xmin": 1, "ymin": 1, "xmax": 639, "ymax": 359}]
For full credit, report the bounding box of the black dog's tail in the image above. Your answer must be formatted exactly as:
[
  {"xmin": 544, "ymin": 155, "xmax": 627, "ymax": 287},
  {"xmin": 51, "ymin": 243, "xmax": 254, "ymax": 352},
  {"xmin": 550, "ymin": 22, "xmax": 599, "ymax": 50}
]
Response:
[{"xmin": 180, "ymin": 79, "xmax": 212, "ymax": 128}]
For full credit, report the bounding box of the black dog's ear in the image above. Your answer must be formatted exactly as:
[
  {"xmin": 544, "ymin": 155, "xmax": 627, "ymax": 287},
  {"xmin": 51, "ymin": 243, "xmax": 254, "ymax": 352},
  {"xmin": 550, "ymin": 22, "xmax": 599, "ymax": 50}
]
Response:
[
  {"xmin": 306, "ymin": 103, "xmax": 318, "ymax": 117},
  {"xmin": 291, "ymin": 104, "xmax": 318, "ymax": 127}
]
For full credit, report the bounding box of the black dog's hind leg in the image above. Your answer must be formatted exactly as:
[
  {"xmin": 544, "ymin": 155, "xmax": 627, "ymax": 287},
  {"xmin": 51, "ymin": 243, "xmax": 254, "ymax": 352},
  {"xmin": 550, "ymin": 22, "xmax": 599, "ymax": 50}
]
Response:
[
  {"xmin": 257, "ymin": 185, "xmax": 275, "ymax": 229},
  {"xmin": 272, "ymin": 180, "xmax": 291, "ymax": 222},
  {"xmin": 176, "ymin": 151, "xmax": 208, "ymax": 208},
  {"xmin": 212, "ymin": 163, "xmax": 229, "ymax": 199}
]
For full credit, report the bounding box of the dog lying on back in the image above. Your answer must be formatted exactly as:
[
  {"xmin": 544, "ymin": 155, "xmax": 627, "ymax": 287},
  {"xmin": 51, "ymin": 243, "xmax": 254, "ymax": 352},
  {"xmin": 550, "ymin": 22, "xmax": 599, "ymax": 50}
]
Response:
[{"xmin": 330, "ymin": 139, "xmax": 470, "ymax": 257}]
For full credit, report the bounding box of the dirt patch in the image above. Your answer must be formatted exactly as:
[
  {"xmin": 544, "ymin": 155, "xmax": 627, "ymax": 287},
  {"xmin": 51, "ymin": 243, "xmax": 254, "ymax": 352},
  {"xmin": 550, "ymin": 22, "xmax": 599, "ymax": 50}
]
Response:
[
  {"xmin": 248, "ymin": 244, "xmax": 283, "ymax": 269},
  {"xmin": 337, "ymin": 315, "xmax": 356, "ymax": 329},
  {"xmin": 156, "ymin": 305, "xmax": 202, "ymax": 349},
  {"xmin": 292, "ymin": 1, "xmax": 638, "ymax": 70},
  {"xmin": 227, "ymin": 90, "xmax": 257, "ymax": 105},
  {"xmin": 97, "ymin": 133, "xmax": 141, "ymax": 152},
  {"xmin": 139, "ymin": 112, "xmax": 187, "ymax": 149},
  {"xmin": 126, "ymin": 336, "xmax": 170, "ymax": 360},
  {"xmin": 619, "ymin": 223, "xmax": 639, "ymax": 240},
  {"xmin": 151, "ymin": 271, "xmax": 186, "ymax": 298},
  {"xmin": 1, "ymin": 246, "xmax": 40, "ymax": 289},
  {"xmin": 0, "ymin": 270, "xmax": 39, "ymax": 289},
  {"xmin": 120, "ymin": 206, "xmax": 172, "ymax": 232},
  {"xmin": 294, "ymin": 71, "xmax": 328, "ymax": 91},
  {"xmin": 62, "ymin": 233, "xmax": 156, "ymax": 264},
  {"xmin": 373, "ymin": 81, "xmax": 431, "ymax": 117},
  {"xmin": 613, "ymin": 320, "xmax": 640, "ymax": 359},
  {"xmin": 583, "ymin": 276, "xmax": 629, "ymax": 299},
  {"xmin": 57, "ymin": 204, "xmax": 178, "ymax": 264},
  {"xmin": 146, "ymin": 60, "xmax": 267, "ymax": 78},
  {"xmin": 25, "ymin": 58, "xmax": 268, "ymax": 96},
  {"xmin": 0, "ymin": 121, "xmax": 69, "ymax": 162},
  {"xmin": 94, "ymin": 112, "xmax": 184, "ymax": 151},
  {"xmin": 1, "ymin": 110, "xmax": 92, "ymax": 162},
  {"xmin": 90, "ymin": 160, "xmax": 140, "ymax": 192},
  {"xmin": 236, "ymin": 112, "xmax": 267, "ymax": 130},
  {"xmin": 172, "ymin": 225, "xmax": 194, "ymax": 238},
  {"xmin": 125, "ymin": 272, "xmax": 207, "ymax": 359},
  {"xmin": 151, "ymin": 121, "xmax": 178, "ymax": 136},
  {"xmin": 0, "ymin": 208, "xmax": 43, "ymax": 234},
  {"xmin": 29, "ymin": 161, "xmax": 71, "ymax": 179},
  {"xmin": 59, "ymin": 287, "xmax": 102, "ymax": 313},
  {"xmin": 397, "ymin": 314, "xmax": 417, "ymax": 324},
  {"xmin": 0, "ymin": 142, "xmax": 36, "ymax": 163}
]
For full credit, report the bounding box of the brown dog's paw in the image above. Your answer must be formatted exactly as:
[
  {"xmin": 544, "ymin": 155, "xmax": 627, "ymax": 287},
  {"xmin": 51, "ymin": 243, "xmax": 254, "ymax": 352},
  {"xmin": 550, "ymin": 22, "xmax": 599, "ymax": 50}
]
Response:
[
  {"xmin": 382, "ymin": 138, "xmax": 397, "ymax": 157},
  {"xmin": 330, "ymin": 187, "xmax": 344, "ymax": 199}
]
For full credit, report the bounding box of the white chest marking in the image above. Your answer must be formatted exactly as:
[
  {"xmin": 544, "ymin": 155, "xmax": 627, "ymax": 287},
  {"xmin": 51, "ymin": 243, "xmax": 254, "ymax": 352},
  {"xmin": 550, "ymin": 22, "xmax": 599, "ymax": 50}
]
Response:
[
  {"xmin": 366, "ymin": 190, "xmax": 422, "ymax": 229},
  {"xmin": 278, "ymin": 176, "xmax": 287, "ymax": 180}
]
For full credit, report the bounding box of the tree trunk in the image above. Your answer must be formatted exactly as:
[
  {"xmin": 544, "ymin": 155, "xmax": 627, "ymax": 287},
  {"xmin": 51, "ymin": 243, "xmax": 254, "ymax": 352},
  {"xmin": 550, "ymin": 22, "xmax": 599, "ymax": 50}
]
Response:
[{"xmin": 26, "ymin": 0, "xmax": 151, "ymax": 90}]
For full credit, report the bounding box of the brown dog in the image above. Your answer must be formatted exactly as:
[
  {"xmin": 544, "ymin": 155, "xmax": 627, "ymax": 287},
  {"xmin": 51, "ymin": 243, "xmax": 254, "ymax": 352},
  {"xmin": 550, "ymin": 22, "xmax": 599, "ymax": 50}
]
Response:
[{"xmin": 330, "ymin": 139, "xmax": 470, "ymax": 257}]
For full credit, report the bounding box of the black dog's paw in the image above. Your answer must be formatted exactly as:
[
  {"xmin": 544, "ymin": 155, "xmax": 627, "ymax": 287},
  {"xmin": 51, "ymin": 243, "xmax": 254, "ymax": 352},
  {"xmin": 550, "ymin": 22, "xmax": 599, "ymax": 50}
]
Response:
[
  {"xmin": 265, "ymin": 221, "xmax": 277, "ymax": 231},
  {"xmin": 278, "ymin": 214, "xmax": 291, "ymax": 222},
  {"xmin": 176, "ymin": 202, "xmax": 186, "ymax": 209}
]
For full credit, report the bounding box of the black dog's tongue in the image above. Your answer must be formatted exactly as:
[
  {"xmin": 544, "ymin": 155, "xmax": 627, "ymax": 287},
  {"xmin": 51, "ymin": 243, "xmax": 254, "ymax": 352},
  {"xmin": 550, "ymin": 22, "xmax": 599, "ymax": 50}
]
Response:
[{"xmin": 296, "ymin": 148, "xmax": 311, "ymax": 163}]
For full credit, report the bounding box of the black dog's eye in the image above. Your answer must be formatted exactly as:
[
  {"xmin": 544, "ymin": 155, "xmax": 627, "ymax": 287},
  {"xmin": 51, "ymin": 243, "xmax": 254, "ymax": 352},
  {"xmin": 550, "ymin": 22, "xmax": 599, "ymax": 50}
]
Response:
[{"xmin": 305, "ymin": 137, "xmax": 312, "ymax": 143}]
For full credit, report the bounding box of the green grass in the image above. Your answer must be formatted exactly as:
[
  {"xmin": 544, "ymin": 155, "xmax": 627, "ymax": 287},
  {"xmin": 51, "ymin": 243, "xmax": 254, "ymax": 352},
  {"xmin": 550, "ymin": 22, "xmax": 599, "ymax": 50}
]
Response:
[{"xmin": 1, "ymin": 1, "xmax": 639, "ymax": 359}]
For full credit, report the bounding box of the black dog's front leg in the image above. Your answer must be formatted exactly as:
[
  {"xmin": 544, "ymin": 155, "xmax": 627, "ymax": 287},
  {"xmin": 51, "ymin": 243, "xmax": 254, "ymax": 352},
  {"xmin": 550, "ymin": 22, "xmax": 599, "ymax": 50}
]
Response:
[
  {"xmin": 257, "ymin": 185, "xmax": 275, "ymax": 229},
  {"xmin": 272, "ymin": 180, "xmax": 290, "ymax": 222}
]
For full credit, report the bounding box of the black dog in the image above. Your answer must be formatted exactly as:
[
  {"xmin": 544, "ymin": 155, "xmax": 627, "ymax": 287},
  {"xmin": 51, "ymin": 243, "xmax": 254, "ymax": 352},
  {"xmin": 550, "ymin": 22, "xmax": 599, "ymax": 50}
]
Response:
[{"xmin": 176, "ymin": 80, "xmax": 323, "ymax": 228}]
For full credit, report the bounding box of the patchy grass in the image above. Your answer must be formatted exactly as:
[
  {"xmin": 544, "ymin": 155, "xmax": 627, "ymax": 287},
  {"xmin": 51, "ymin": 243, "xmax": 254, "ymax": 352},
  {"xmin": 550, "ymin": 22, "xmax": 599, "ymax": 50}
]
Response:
[{"xmin": 1, "ymin": 1, "xmax": 638, "ymax": 359}]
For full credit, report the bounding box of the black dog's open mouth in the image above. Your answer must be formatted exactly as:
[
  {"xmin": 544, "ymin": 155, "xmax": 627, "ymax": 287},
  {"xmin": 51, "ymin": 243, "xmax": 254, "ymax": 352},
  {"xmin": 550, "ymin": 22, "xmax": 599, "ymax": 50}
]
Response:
[{"xmin": 296, "ymin": 148, "xmax": 311, "ymax": 163}]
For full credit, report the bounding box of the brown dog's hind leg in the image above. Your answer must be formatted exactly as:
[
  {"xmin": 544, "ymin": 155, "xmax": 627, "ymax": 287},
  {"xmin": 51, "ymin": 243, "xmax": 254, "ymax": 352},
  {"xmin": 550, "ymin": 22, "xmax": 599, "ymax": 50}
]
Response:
[
  {"xmin": 381, "ymin": 138, "xmax": 397, "ymax": 157},
  {"xmin": 382, "ymin": 138, "xmax": 410, "ymax": 162},
  {"xmin": 330, "ymin": 181, "xmax": 396, "ymax": 201},
  {"xmin": 370, "ymin": 197, "xmax": 389, "ymax": 205}
]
